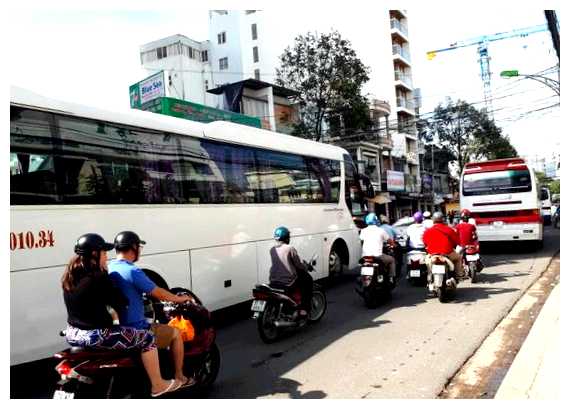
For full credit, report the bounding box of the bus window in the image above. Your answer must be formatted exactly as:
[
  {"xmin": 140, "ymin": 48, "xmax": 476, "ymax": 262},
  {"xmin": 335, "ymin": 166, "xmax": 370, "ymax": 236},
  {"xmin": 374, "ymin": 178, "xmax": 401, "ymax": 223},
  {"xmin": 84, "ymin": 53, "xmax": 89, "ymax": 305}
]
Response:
[
  {"xmin": 343, "ymin": 154, "xmax": 367, "ymax": 216},
  {"xmin": 10, "ymin": 108, "xmax": 59, "ymax": 204}
]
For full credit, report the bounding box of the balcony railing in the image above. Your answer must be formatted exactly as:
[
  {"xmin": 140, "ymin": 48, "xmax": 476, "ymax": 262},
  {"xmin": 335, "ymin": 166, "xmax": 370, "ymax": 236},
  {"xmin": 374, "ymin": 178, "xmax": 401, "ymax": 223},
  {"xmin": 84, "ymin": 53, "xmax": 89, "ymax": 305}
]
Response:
[
  {"xmin": 390, "ymin": 19, "xmax": 408, "ymax": 36},
  {"xmin": 394, "ymin": 71, "xmax": 413, "ymax": 88},
  {"xmin": 396, "ymin": 96, "xmax": 415, "ymax": 111},
  {"xmin": 392, "ymin": 44, "xmax": 411, "ymax": 62}
]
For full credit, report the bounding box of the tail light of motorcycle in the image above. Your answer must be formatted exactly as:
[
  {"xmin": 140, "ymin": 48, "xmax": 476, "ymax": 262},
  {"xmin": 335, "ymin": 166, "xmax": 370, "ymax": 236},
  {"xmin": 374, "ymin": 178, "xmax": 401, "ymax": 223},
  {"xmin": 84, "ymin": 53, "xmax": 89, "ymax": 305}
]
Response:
[
  {"xmin": 466, "ymin": 244, "xmax": 480, "ymax": 254},
  {"xmin": 252, "ymin": 291, "xmax": 269, "ymax": 300},
  {"xmin": 410, "ymin": 260, "xmax": 420, "ymax": 268},
  {"xmin": 56, "ymin": 361, "xmax": 72, "ymax": 376},
  {"xmin": 363, "ymin": 256, "xmax": 375, "ymax": 263}
]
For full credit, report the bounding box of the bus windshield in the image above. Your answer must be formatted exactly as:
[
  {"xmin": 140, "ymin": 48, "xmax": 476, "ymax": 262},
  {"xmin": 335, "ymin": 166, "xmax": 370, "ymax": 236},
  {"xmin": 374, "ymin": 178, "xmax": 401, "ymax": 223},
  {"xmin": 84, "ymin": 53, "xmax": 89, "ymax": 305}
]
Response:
[{"xmin": 462, "ymin": 169, "xmax": 532, "ymax": 196}]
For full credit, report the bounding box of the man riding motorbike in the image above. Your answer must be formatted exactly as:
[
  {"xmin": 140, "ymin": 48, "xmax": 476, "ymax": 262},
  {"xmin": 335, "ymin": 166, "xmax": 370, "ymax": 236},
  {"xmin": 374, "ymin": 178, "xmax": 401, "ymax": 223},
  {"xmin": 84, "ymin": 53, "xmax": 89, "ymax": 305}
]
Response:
[
  {"xmin": 108, "ymin": 231, "xmax": 196, "ymax": 392},
  {"xmin": 360, "ymin": 213, "xmax": 396, "ymax": 280},
  {"xmin": 406, "ymin": 211, "xmax": 427, "ymax": 251},
  {"xmin": 423, "ymin": 211, "xmax": 433, "ymax": 228},
  {"xmin": 455, "ymin": 209, "xmax": 478, "ymax": 248},
  {"xmin": 269, "ymin": 226, "xmax": 313, "ymax": 317},
  {"xmin": 422, "ymin": 212, "xmax": 462, "ymax": 279}
]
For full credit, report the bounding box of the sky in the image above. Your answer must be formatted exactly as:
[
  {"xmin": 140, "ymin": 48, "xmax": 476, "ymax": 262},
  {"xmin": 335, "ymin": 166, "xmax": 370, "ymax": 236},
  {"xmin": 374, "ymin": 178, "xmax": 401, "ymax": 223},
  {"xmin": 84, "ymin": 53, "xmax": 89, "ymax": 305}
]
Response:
[{"xmin": 6, "ymin": 3, "xmax": 561, "ymax": 163}]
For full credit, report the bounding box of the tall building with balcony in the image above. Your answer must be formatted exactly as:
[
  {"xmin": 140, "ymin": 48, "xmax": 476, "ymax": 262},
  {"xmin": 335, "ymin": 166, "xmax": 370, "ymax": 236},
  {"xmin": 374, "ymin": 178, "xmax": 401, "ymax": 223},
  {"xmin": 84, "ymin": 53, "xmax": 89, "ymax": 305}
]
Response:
[{"xmin": 388, "ymin": 9, "xmax": 421, "ymax": 219}]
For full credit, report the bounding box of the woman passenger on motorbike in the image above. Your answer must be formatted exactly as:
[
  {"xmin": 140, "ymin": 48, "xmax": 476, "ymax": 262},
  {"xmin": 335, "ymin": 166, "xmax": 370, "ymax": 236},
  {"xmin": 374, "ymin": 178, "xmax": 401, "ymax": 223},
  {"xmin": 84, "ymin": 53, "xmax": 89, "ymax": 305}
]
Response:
[{"xmin": 61, "ymin": 233, "xmax": 182, "ymax": 397}]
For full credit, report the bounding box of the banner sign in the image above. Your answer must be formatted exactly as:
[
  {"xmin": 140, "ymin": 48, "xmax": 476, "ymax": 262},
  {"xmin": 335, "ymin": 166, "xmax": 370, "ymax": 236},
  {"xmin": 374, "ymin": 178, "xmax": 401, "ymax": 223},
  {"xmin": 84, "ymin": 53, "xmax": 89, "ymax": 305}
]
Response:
[
  {"xmin": 387, "ymin": 170, "xmax": 405, "ymax": 192},
  {"xmin": 130, "ymin": 71, "xmax": 165, "ymax": 108}
]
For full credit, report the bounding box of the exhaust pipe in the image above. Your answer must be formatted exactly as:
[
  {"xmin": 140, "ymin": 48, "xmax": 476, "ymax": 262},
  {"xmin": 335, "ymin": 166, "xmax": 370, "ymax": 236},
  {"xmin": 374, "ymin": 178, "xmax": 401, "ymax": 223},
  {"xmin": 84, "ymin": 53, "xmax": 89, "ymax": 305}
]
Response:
[
  {"xmin": 446, "ymin": 278, "xmax": 457, "ymax": 289},
  {"xmin": 274, "ymin": 320, "xmax": 297, "ymax": 328}
]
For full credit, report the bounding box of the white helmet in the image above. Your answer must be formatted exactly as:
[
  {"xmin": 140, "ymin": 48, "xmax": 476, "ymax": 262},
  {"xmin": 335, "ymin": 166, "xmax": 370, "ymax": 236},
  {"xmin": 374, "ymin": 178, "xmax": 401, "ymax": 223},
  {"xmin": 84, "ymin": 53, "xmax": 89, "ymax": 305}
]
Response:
[{"xmin": 423, "ymin": 211, "xmax": 432, "ymax": 219}]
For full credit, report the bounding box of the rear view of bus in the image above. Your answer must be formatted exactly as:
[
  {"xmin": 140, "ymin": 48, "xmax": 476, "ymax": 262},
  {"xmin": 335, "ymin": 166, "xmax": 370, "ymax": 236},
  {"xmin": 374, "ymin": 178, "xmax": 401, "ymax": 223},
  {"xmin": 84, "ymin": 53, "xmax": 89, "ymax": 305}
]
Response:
[{"xmin": 460, "ymin": 158, "xmax": 543, "ymax": 247}]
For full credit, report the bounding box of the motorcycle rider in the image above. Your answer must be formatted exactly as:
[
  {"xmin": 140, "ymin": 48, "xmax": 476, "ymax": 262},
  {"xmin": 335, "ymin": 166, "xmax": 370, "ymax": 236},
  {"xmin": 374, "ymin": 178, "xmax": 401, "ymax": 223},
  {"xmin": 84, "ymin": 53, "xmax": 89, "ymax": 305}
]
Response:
[
  {"xmin": 108, "ymin": 231, "xmax": 196, "ymax": 391},
  {"xmin": 269, "ymin": 226, "xmax": 313, "ymax": 317},
  {"xmin": 62, "ymin": 233, "xmax": 181, "ymax": 398},
  {"xmin": 423, "ymin": 212, "xmax": 462, "ymax": 279},
  {"xmin": 406, "ymin": 211, "xmax": 427, "ymax": 251},
  {"xmin": 423, "ymin": 211, "xmax": 433, "ymax": 228},
  {"xmin": 455, "ymin": 209, "xmax": 478, "ymax": 248},
  {"xmin": 378, "ymin": 214, "xmax": 401, "ymax": 275},
  {"xmin": 360, "ymin": 213, "xmax": 396, "ymax": 280}
]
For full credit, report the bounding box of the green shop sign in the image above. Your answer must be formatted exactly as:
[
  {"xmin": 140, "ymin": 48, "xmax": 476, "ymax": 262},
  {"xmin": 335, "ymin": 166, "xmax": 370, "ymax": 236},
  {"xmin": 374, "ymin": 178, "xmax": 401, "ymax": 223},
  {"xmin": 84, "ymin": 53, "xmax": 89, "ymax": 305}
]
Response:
[{"xmin": 134, "ymin": 96, "xmax": 261, "ymax": 128}]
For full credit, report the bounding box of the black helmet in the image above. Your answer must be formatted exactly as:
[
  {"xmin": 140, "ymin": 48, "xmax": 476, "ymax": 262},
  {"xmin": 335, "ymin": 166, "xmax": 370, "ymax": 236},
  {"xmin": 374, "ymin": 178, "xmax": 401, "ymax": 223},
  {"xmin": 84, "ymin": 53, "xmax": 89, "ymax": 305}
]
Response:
[
  {"xmin": 114, "ymin": 231, "xmax": 146, "ymax": 251},
  {"xmin": 74, "ymin": 233, "xmax": 114, "ymax": 255},
  {"xmin": 432, "ymin": 211, "xmax": 445, "ymax": 224}
]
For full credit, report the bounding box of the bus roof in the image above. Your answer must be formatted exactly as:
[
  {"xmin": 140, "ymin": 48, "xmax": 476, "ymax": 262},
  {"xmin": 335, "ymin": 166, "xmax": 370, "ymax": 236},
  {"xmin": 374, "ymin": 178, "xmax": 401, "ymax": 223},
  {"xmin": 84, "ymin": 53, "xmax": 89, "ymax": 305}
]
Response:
[
  {"xmin": 10, "ymin": 86, "xmax": 348, "ymax": 161},
  {"xmin": 463, "ymin": 158, "xmax": 528, "ymax": 175}
]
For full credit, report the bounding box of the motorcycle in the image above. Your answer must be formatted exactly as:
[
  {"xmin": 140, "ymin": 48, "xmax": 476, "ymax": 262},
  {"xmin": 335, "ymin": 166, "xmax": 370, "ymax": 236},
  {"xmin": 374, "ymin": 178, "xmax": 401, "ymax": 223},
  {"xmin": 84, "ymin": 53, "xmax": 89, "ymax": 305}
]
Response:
[
  {"xmin": 251, "ymin": 258, "xmax": 326, "ymax": 343},
  {"xmin": 406, "ymin": 248, "xmax": 428, "ymax": 285},
  {"xmin": 52, "ymin": 287, "xmax": 220, "ymax": 399},
  {"xmin": 427, "ymin": 254, "xmax": 457, "ymax": 303},
  {"xmin": 462, "ymin": 244, "xmax": 483, "ymax": 283},
  {"xmin": 355, "ymin": 254, "xmax": 395, "ymax": 308}
]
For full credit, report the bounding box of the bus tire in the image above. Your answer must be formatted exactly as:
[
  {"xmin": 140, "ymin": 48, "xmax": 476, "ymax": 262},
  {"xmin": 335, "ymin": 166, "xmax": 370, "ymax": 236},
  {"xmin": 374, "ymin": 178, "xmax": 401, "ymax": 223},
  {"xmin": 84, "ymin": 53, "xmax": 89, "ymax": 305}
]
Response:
[{"xmin": 329, "ymin": 241, "xmax": 348, "ymax": 278}]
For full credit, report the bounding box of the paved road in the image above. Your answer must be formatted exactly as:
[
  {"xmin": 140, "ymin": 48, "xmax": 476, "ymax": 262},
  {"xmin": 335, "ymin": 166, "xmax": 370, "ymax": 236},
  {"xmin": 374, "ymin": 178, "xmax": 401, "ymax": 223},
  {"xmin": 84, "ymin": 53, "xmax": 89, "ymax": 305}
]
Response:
[{"xmin": 204, "ymin": 227, "xmax": 559, "ymax": 399}]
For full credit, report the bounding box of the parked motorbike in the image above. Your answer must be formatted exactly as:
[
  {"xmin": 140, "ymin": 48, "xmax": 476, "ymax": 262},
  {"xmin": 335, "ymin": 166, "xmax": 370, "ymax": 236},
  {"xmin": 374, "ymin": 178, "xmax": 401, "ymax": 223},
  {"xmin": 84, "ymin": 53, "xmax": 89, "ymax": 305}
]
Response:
[
  {"xmin": 355, "ymin": 254, "xmax": 395, "ymax": 308},
  {"xmin": 52, "ymin": 288, "xmax": 220, "ymax": 399},
  {"xmin": 251, "ymin": 258, "xmax": 326, "ymax": 343},
  {"xmin": 406, "ymin": 249, "xmax": 428, "ymax": 285},
  {"xmin": 427, "ymin": 254, "xmax": 457, "ymax": 302},
  {"xmin": 462, "ymin": 244, "xmax": 483, "ymax": 283}
]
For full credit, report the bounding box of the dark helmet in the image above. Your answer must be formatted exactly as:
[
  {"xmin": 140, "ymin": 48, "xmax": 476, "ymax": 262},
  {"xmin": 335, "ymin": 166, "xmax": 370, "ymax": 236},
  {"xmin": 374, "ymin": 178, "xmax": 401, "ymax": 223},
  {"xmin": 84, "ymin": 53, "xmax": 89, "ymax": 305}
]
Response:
[
  {"xmin": 74, "ymin": 233, "xmax": 114, "ymax": 255},
  {"xmin": 432, "ymin": 211, "xmax": 445, "ymax": 224},
  {"xmin": 273, "ymin": 226, "xmax": 290, "ymax": 242},
  {"xmin": 114, "ymin": 231, "xmax": 146, "ymax": 251}
]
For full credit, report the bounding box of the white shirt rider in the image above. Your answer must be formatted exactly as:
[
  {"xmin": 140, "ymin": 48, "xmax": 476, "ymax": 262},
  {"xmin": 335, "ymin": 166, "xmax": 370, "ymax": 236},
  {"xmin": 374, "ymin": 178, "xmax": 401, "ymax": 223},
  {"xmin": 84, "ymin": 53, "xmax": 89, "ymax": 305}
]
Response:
[
  {"xmin": 360, "ymin": 225, "xmax": 391, "ymax": 257},
  {"xmin": 406, "ymin": 223, "xmax": 426, "ymax": 249}
]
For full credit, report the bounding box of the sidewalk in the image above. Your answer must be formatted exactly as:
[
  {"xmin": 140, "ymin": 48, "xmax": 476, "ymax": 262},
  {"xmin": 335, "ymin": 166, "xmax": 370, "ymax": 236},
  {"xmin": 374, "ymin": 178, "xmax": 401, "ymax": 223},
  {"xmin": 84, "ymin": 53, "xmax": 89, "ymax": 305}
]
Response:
[{"xmin": 495, "ymin": 283, "xmax": 559, "ymax": 399}]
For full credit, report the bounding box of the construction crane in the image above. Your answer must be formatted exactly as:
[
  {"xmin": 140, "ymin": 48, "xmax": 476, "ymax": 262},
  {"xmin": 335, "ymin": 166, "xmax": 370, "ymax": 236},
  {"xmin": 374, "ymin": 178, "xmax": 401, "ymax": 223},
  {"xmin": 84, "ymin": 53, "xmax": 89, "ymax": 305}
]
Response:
[{"xmin": 426, "ymin": 24, "xmax": 549, "ymax": 118}]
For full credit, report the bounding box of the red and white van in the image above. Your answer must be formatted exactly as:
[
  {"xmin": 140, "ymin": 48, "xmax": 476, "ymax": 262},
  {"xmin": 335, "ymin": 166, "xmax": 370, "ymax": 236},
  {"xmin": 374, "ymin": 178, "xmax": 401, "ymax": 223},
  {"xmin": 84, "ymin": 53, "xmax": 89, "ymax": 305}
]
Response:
[{"xmin": 460, "ymin": 158, "xmax": 543, "ymax": 246}]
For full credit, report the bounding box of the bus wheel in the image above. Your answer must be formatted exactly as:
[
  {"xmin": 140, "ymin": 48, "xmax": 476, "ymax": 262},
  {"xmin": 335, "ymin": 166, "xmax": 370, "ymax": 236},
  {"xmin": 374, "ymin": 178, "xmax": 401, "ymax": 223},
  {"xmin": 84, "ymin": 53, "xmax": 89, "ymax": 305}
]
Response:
[{"xmin": 328, "ymin": 248, "xmax": 343, "ymax": 277}]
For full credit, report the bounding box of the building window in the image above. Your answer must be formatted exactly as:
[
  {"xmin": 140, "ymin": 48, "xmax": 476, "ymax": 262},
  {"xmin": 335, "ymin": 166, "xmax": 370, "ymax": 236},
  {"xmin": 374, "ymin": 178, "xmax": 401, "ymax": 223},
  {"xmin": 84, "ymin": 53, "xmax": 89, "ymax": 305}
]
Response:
[
  {"xmin": 217, "ymin": 32, "xmax": 226, "ymax": 44},
  {"xmin": 201, "ymin": 50, "xmax": 208, "ymax": 62},
  {"xmin": 253, "ymin": 46, "xmax": 259, "ymax": 63},
  {"xmin": 254, "ymin": 69, "xmax": 260, "ymax": 80},
  {"xmin": 157, "ymin": 46, "xmax": 167, "ymax": 59},
  {"xmin": 219, "ymin": 57, "xmax": 228, "ymax": 70},
  {"xmin": 204, "ymin": 80, "xmax": 209, "ymax": 91},
  {"xmin": 251, "ymin": 23, "xmax": 258, "ymax": 40}
]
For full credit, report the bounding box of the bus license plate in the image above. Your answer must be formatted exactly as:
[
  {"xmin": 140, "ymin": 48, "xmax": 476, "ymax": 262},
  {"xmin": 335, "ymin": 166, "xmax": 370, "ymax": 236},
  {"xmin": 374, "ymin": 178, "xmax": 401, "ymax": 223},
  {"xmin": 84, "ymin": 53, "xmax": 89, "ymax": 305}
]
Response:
[
  {"xmin": 466, "ymin": 254, "xmax": 479, "ymax": 261},
  {"xmin": 410, "ymin": 269, "xmax": 421, "ymax": 277},
  {"xmin": 251, "ymin": 300, "xmax": 266, "ymax": 312},
  {"xmin": 432, "ymin": 264, "xmax": 446, "ymax": 275},
  {"xmin": 361, "ymin": 267, "xmax": 374, "ymax": 276},
  {"xmin": 53, "ymin": 390, "xmax": 75, "ymax": 399}
]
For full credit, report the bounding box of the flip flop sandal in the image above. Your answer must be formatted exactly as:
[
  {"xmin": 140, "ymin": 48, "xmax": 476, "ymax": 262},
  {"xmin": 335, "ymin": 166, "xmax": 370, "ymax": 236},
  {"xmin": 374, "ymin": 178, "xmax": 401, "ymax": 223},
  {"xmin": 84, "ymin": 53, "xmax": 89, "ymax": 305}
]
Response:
[
  {"xmin": 178, "ymin": 377, "xmax": 197, "ymax": 390},
  {"xmin": 151, "ymin": 379, "xmax": 181, "ymax": 398}
]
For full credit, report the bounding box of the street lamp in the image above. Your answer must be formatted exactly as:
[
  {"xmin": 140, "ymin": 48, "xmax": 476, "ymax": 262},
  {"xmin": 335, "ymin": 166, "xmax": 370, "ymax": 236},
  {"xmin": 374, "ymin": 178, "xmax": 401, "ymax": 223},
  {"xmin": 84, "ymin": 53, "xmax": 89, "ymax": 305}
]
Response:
[{"xmin": 500, "ymin": 69, "xmax": 560, "ymax": 96}]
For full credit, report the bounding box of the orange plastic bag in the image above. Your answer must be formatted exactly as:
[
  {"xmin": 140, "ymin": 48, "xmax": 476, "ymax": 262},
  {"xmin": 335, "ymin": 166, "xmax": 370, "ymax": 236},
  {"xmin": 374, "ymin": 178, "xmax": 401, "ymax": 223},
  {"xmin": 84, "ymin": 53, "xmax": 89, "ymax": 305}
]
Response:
[{"xmin": 167, "ymin": 316, "xmax": 195, "ymax": 342}]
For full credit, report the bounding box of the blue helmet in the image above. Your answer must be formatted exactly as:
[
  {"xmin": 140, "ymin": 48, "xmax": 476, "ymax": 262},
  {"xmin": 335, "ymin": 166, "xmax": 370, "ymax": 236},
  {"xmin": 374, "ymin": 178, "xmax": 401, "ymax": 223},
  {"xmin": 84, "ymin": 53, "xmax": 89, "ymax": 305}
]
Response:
[
  {"xmin": 274, "ymin": 226, "xmax": 290, "ymax": 242},
  {"xmin": 365, "ymin": 213, "xmax": 379, "ymax": 225}
]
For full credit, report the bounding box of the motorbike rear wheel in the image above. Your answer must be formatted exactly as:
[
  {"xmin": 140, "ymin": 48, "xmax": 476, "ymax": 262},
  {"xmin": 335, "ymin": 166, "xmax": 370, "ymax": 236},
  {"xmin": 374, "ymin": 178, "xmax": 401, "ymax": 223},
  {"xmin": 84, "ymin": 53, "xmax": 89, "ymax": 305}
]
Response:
[
  {"xmin": 257, "ymin": 303, "xmax": 280, "ymax": 343},
  {"xmin": 469, "ymin": 262, "xmax": 478, "ymax": 283},
  {"xmin": 192, "ymin": 343, "xmax": 220, "ymax": 390},
  {"xmin": 437, "ymin": 284, "xmax": 447, "ymax": 303},
  {"xmin": 308, "ymin": 290, "xmax": 327, "ymax": 322}
]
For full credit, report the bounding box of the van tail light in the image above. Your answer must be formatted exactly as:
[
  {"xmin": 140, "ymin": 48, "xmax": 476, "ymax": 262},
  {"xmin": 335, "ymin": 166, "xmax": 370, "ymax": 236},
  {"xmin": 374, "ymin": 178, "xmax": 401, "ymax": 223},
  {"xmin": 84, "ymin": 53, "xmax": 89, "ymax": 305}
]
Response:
[{"xmin": 56, "ymin": 361, "xmax": 72, "ymax": 376}]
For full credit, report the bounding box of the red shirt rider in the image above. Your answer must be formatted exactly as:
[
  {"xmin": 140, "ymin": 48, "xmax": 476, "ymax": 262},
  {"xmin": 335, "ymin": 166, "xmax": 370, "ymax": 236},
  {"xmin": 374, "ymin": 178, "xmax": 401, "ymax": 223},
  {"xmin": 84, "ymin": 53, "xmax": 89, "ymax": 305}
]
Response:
[
  {"xmin": 456, "ymin": 222, "xmax": 477, "ymax": 247},
  {"xmin": 423, "ymin": 223, "xmax": 460, "ymax": 255}
]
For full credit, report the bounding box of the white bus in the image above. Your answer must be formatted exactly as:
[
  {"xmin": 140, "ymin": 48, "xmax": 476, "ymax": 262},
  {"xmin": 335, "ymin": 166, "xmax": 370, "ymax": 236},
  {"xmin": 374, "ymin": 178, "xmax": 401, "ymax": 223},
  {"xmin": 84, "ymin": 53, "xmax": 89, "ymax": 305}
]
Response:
[
  {"xmin": 460, "ymin": 158, "xmax": 544, "ymax": 245},
  {"xmin": 10, "ymin": 87, "xmax": 368, "ymax": 366}
]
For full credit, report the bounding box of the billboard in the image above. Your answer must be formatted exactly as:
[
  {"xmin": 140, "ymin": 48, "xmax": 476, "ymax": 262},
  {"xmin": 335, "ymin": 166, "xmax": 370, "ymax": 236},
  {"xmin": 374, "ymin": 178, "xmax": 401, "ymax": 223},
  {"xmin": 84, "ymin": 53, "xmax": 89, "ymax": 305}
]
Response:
[
  {"xmin": 129, "ymin": 71, "xmax": 165, "ymax": 109},
  {"xmin": 387, "ymin": 170, "xmax": 405, "ymax": 192}
]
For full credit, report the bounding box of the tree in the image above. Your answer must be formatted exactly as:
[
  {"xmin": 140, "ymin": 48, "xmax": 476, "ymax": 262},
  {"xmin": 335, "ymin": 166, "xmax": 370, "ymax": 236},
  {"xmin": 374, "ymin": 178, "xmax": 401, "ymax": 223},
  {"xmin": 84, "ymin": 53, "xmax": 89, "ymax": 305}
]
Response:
[
  {"xmin": 276, "ymin": 31, "xmax": 372, "ymax": 141},
  {"xmin": 422, "ymin": 99, "xmax": 518, "ymax": 174}
]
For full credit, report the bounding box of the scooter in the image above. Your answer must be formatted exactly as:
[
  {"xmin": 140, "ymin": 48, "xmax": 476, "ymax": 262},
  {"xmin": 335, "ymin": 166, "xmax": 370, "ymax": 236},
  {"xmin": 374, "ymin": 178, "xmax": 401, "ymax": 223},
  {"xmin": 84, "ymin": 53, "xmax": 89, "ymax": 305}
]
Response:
[
  {"xmin": 52, "ymin": 288, "xmax": 220, "ymax": 399},
  {"xmin": 463, "ymin": 244, "xmax": 483, "ymax": 283},
  {"xmin": 427, "ymin": 254, "xmax": 457, "ymax": 303},
  {"xmin": 406, "ymin": 248, "xmax": 428, "ymax": 285},
  {"xmin": 355, "ymin": 255, "xmax": 394, "ymax": 308},
  {"xmin": 251, "ymin": 258, "xmax": 326, "ymax": 343}
]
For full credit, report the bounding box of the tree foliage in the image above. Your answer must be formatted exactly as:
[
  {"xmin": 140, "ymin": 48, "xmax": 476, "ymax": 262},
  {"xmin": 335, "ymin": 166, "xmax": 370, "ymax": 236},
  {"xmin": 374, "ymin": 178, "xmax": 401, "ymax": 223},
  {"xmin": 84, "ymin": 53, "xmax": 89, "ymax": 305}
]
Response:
[
  {"xmin": 276, "ymin": 31, "xmax": 372, "ymax": 141},
  {"xmin": 421, "ymin": 99, "xmax": 518, "ymax": 174}
]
